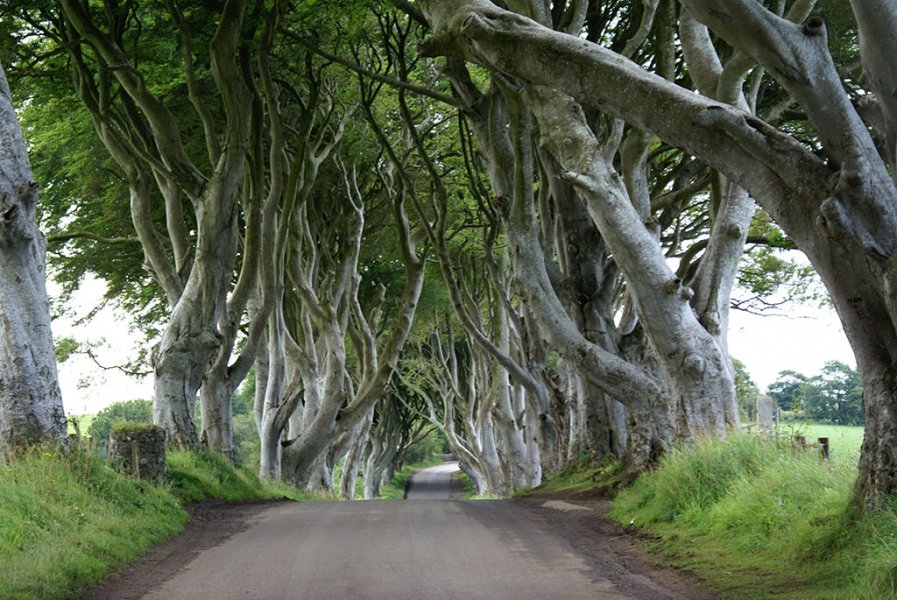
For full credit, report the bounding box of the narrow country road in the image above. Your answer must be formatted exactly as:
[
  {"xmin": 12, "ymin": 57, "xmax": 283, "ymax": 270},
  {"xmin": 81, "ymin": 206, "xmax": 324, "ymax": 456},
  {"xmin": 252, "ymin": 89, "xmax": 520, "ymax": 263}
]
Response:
[
  {"xmin": 404, "ymin": 461, "xmax": 459, "ymax": 500},
  {"xmin": 89, "ymin": 464, "xmax": 713, "ymax": 600}
]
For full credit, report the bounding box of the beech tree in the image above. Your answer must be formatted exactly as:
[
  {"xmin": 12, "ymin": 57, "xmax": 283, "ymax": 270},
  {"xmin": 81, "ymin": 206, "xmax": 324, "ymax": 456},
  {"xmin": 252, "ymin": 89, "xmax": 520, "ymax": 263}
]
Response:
[
  {"xmin": 337, "ymin": 2, "xmax": 797, "ymax": 480},
  {"xmin": 9, "ymin": 0, "xmax": 890, "ymax": 505},
  {"xmin": 7, "ymin": 0, "xmax": 265, "ymax": 455},
  {"xmin": 0, "ymin": 62, "xmax": 67, "ymax": 454},
  {"xmin": 415, "ymin": 0, "xmax": 897, "ymax": 510},
  {"xmin": 247, "ymin": 37, "xmax": 428, "ymax": 489},
  {"xmin": 358, "ymin": 395, "xmax": 433, "ymax": 499},
  {"xmin": 345, "ymin": 16, "xmax": 548, "ymax": 490},
  {"xmin": 406, "ymin": 0, "xmax": 746, "ymax": 470}
]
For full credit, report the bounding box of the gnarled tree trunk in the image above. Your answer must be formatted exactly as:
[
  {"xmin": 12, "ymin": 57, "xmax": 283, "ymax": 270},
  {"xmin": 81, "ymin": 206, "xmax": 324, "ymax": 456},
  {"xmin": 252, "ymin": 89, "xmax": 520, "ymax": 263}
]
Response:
[
  {"xmin": 0, "ymin": 64, "xmax": 67, "ymax": 455},
  {"xmin": 417, "ymin": 0, "xmax": 897, "ymax": 509}
]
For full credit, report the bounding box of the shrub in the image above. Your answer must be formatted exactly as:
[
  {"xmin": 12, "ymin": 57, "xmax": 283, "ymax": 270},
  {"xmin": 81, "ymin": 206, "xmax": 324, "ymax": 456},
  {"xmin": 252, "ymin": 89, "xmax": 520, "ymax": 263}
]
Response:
[{"xmin": 87, "ymin": 400, "xmax": 153, "ymax": 453}]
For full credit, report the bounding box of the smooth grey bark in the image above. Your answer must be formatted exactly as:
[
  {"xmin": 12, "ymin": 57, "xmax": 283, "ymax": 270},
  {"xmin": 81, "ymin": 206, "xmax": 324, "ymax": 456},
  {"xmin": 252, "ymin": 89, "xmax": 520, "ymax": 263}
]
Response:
[
  {"xmin": 847, "ymin": 0, "xmax": 897, "ymax": 509},
  {"xmin": 677, "ymin": 8, "xmax": 761, "ymax": 427},
  {"xmin": 523, "ymin": 89, "xmax": 733, "ymax": 451},
  {"xmin": 682, "ymin": 0, "xmax": 897, "ymax": 512},
  {"xmin": 339, "ymin": 411, "xmax": 372, "ymax": 500},
  {"xmin": 253, "ymin": 331, "xmax": 282, "ymax": 479},
  {"xmin": 490, "ymin": 301, "xmax": 539, "ymax": 492},
  {"xmin": 357, "ymin": 19, "xmax": 555, "ymax": 486},
  {"xmin": 458, "ymin": 82, "xmax": 656, "ymax": 467},
  {"xmin": 253, "ymin": 150, "xmax": 425, "ymax": 490},
  {"xmin": 451, "ymin": 69, "xmax": 629, "ymax": 470},
  {"xmin": 0, "ymin": 63, "xmax": 67, "ymax": 454},
  {"xmin": 59, "ymin": 0, "xmax": 255, "ymax": 451},
  {"xmin": 280, "ymin": 253, "xmax": 425, "ymax": 490},
  {"xmin": 852, "ymin": 0, "xmax": 897, "ymax": 170},
  {"xmin": 417, "ymin": 0, "xmax": 897, "ymax": 507},
  {"xmin": 362, "ymin": 417, "xmax": 395, "ymax": 499},
  {"xmin": 420, "ymin": 0, "xmax": 744, "ymax": 465},
  {"xmin": 542, "ymin": 148, "xmax": 627, "ymax": 460}
]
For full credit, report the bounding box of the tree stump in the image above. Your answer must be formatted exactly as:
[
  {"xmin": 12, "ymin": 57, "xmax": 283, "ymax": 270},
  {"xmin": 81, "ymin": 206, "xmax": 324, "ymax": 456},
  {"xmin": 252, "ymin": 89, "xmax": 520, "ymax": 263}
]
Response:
[{"xmin": 109, "ymin": 424, "xmax": 166, "ymax": 481}]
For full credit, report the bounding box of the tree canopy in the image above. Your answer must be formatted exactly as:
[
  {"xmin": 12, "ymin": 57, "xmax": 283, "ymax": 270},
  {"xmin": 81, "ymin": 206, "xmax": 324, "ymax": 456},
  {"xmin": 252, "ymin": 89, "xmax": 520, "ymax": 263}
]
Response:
[{"xmin": 2, "ymin": 0, "xmax": 896, "ymax": 513}]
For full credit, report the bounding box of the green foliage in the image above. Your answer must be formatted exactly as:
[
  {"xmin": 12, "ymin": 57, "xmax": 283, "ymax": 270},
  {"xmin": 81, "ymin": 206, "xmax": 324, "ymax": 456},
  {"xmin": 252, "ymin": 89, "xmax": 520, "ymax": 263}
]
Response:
[
  {"xmin": 401, "ymin": 427, "xmax": 447, "ymax": 466},
  {"xmin": 732, "ymin": 358, "xmax": 760, "ymax": 421},
  {"xmin": 768, "ymin": 363, "xmax": 864, "ymax": 425},
  {"xmin": 87, "ymin": 400, "xmax": 153, "ymax": 451},
  {"xmin": 290, "ymin": 0, "xmax": 380, "ymax": 39},
  {"xmin": 0, "ymin": 449, "xmax": 186, "ymax": 599},
  {"xmin": 735, "ymin": 214, "xmax": 825, "ymax": 313},
  {"xmin": 801, "ymin": 361, "xmax": 864, "ymax": 426},
  {"xmin": 815, "ymin": 0, "xmax": 860, "ymax": 81},
  {"xmin": 231, "ymin": 375, "xmax": 260, "ymax": 468},
  {"xmin": 232, "ymin": 412, "xmax": 260, "ymax": 470},
  {"xmin": 768, "ymin": 370, "xmax": 809, "ymax": 411},
  {"xmin": 16, "ymin": 67, "xmax": 166, "ymax": 332},
  {"xmin": 611, "ymin": 435, "xmax": 897, "ymax": 599},
  {"xmin": 54, "ymin": 336, "xmax": 80, "ymax": 364}
]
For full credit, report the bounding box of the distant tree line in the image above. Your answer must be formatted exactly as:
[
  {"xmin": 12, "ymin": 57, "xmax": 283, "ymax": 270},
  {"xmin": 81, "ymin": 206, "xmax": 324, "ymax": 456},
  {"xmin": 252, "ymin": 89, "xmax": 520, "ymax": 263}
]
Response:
[{"xmin": 767, "ymin": 362, "xmax": 863, "ymax": 426}]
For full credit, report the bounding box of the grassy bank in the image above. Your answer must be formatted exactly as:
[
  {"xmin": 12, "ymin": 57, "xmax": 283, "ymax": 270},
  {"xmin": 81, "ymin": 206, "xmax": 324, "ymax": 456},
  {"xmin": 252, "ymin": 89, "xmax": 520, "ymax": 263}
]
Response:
[
  {"xmin": 166, "ymin": 450, "xmax": 308, "ymax": 503},
  {"xmin": 605, "ymin": 435, "xmax": 897, "ymax": 599},
  {"xmin": 0, "ymin": 449, "xmax": 307, "ymax": 599}
]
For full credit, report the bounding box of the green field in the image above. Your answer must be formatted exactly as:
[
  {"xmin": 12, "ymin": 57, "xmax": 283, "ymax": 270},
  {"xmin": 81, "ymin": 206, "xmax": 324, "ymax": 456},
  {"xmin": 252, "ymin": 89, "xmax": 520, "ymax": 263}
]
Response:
[
  {"xmin": 67, "ymin": 414, "xmax": 95, "ymax": 436},
  {"xmin": 781, "ymin": 422, "xmax": 865, "ymax": 460}
]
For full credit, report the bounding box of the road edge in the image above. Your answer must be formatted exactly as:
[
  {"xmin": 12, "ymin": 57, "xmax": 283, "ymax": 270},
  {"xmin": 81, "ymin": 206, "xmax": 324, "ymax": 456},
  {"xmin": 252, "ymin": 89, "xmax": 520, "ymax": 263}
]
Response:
[{"xmin": 80, "ymin": 499, "xmax": 293, "ymax": 600}]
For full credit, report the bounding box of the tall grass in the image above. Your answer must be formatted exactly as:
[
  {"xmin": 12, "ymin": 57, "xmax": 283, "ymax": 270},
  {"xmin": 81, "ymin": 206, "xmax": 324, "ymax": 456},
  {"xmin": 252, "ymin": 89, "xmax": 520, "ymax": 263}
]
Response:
[
  {"xmin": 0, "ymin": 449, "xmax": 309, "ymax": 599},
  {"xmin": 0, "ymin": 449, "xmax": 186, "ymax": 599},
  {"xmin": 610, "ymin": 435, "xmax": 897, "ymax": 599},
  {"xmin": 166, "ymin": 451, "xmax": 309, "ymax": 503}
]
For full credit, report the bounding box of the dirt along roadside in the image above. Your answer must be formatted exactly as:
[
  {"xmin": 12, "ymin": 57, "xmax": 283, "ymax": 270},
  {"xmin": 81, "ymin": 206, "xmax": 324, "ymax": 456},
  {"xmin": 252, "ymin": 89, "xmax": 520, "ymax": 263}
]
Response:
[
  {"xmin": 81, "ymin": 499, "xmax": 293, "ymax": 600},
  {"xmin": 81, "ymin": 470, "xmax": 716, "ymax": 600},
  {"xmin": 518, "ymin": 495, "xmax": 718, "ymax": 600}
]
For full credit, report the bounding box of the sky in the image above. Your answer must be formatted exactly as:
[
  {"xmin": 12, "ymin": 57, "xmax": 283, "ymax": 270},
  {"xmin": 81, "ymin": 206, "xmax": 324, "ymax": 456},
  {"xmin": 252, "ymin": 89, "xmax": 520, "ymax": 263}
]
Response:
[
  {"xmin": 729, "ymin": 302, "xmax": 854, "ymax": 390},
  {"xmin": 52, "ymin": 270, "xmax": 857, "ymax": 416},
  {"xmin": 50, "ymin": 276, "xmax": 154, "ymax": 416}
]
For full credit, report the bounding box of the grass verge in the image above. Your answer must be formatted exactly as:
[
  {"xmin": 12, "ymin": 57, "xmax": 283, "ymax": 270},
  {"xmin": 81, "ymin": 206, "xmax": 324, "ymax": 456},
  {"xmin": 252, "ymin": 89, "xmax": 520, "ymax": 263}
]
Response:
[
  {"xmin": 456, "ymin": 469, "xmax": 477, "ymax": 498},
  {"xmin": 531, "ymin": 455, "xmax": 630, "ymax": 499},
  {"xmin": 0, "ymin": 448, "xmax": 307, "ymax": 599},
  {"xmin": 605, "ymin": 435, "xmax": 897, "ymax": 599},
  {"xmin": 0, "ymin": 449, "xmax": 185, "ymax": 599},
  {"xmin": 166, "ymin": 451, "xmax": 311, "ymax": 503}
]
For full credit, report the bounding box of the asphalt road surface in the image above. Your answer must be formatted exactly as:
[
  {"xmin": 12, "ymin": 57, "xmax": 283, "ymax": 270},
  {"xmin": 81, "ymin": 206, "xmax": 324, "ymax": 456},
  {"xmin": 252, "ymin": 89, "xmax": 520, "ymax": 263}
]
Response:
[
  {"xmin": 404, "ymin": 462, "xmax": 459, "ymax": 500},
  {"xmin": 123, "ymin": 464, "xmax": 710, "ymax": 600}
]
